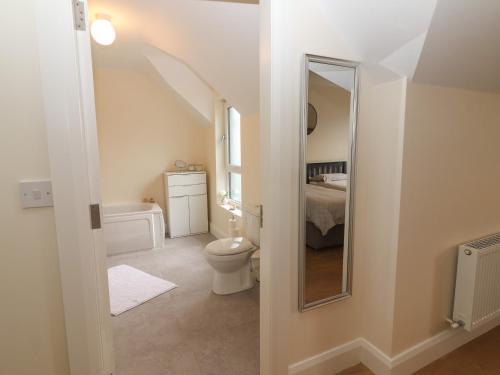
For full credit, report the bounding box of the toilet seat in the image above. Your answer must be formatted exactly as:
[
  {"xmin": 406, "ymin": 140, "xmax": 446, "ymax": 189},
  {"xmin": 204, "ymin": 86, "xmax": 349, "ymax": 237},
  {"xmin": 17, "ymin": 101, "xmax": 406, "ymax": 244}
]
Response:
[{"xmin": 205, "ymin": 237, "xmax": 254, "ymax": 256}]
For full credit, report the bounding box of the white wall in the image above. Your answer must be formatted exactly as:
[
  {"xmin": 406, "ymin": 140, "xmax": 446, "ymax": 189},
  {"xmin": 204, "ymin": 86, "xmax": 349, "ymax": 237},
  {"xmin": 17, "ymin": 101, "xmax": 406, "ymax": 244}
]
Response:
[
  {"xmin": 392, "ymin": 82, "xmax": 500, "ymax": 355},
  {"xmin": 94, "ymin": 67, "xmax": 209, "ymax": 217},
  {"xmin": 0, "ymin": 1, "xmax": 69, "ymax": 374},
  {"xmin": 261, "ymin": 0, "xmax": 408, "ymax": 368}
]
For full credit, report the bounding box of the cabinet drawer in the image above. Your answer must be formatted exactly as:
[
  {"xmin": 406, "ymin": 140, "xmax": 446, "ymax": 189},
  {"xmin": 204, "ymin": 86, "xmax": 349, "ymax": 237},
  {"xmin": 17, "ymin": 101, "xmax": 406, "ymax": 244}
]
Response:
[
  {"xmin": 168, "ymin": 183, "xmax": 206, "ymax": 197},
  {"xmin": 167, "ymin": 173, "xmax": 206, "ymax": 186}
]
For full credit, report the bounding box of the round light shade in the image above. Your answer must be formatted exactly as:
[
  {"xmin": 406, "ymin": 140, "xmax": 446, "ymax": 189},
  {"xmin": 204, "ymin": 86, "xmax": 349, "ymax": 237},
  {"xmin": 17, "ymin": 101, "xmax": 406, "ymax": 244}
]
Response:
[{"xmin": 91, "ymin": 18, "xmax": 116, "ymax": 46}]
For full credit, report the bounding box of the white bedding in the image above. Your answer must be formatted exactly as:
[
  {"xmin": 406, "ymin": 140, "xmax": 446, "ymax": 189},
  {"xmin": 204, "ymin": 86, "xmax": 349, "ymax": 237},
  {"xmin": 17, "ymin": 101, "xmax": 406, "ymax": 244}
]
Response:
[
  {"xmin": 305, "ymin": 184, "xmax": 346, "ymax": 236},
  {"xmin": 310, "ymin": 180, "xmax": 347, "ymax": 192}
]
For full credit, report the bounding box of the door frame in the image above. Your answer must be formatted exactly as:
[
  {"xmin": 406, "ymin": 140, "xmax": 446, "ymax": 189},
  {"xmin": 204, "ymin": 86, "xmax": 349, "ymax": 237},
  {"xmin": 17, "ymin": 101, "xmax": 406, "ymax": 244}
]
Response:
[
  {"xmin": 35, "ymin": 0, "xmax": 286, "ymax": 374},
  {"xmin": 259, "ymin": 1, "xmax": 290, "ymax": 374},
  {"xmin": 35, "ymin": 0, "xmax": 114, "ymax": 374}
]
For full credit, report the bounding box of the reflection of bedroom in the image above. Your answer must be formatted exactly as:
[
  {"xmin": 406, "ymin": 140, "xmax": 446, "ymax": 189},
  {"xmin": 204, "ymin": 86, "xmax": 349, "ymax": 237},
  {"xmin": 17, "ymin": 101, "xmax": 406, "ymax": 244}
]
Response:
[{"xmin": 304, "ymin": 67, "xmax": 352, "ymax": 305}]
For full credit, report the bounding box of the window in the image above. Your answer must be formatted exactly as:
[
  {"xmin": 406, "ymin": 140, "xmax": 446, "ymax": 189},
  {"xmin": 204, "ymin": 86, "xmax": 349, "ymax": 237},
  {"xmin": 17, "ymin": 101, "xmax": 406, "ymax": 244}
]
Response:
[{"xmin": 226, "ymin": 106, "xmax": 242, "ymax": 203}]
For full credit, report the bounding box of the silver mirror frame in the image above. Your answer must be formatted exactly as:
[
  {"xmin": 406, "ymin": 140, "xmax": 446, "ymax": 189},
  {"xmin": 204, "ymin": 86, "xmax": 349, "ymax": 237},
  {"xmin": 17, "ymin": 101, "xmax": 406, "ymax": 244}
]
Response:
[{"xmin": 298, "ymin": 54, "xmax": 360, "ymax": 312}]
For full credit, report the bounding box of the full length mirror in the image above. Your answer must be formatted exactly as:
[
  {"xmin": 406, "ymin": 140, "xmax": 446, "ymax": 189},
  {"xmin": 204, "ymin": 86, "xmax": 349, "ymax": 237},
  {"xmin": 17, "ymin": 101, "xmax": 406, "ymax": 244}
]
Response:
[{"xmin": 299, "ymin": 55, "xmax": 359, "ymax": 311}]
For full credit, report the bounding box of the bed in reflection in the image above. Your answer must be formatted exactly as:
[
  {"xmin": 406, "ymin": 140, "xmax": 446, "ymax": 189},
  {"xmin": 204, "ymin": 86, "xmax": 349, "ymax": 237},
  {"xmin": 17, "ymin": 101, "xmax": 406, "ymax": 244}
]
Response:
[
  {"xmin": 304, "ymin": 161, "xmax": 349, "ymax": 303},
  {"xmin": 305, "ymin": 162, "xmax": 347, "ymax": 250}
]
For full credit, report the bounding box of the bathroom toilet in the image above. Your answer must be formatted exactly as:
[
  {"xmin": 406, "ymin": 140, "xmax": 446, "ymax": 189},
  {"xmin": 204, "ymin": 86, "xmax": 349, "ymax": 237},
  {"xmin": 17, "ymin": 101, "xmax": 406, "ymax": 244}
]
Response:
[{"xmin": 204, "ymin": 210, "xmax": 260, "ymax": 295}]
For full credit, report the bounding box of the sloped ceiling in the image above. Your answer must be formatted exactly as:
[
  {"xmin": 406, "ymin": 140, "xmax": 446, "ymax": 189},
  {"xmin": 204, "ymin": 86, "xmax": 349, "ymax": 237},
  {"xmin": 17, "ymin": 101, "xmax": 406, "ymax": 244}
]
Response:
[
  {"xmin": 145, "ymin": 46, "xmax": 214, "ymax": 124},
  {"xmin": 90, "ymin": 0, "xmax": 500, "ymax": 120},
  {"xmin": 89, "ymin": 0, "xmax": 259, "ymax": 115},
  {"xmin": 317, "ymin": 0, "xmax": 437, "ymax": 81},
  {"xmin": 309, "ymin": 63, "xmax": 354, "ymax": 92},
  {"xmin": 413, "ymin": 0, "xmax": 500, "ymax": 93},
  {"xmin": 318, "ymin": 0, "xmax": 500, "ymax": 93}
]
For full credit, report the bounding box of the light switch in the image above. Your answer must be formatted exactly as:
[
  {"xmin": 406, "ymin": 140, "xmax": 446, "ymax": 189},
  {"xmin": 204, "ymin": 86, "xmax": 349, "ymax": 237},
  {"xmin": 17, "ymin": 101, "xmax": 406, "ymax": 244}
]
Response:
[{"xmin": 19, "ymin": 180, "xmax": 53, "ymax": 208}]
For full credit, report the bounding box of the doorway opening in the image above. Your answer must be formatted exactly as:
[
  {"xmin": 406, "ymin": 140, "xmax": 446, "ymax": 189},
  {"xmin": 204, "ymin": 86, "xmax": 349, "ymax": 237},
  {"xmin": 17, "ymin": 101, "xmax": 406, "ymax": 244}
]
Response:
[{"xmin": 90, "ymin": 1, "xmax": 261, "ymax": 374}]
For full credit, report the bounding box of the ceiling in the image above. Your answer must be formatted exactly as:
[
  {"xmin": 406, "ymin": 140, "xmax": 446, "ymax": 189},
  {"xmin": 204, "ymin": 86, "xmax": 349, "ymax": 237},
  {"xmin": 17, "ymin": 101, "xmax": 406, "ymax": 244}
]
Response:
[
  {"xmin": 89, "ymin": 0, "xmax": 259, "ymax": 115},
  {"xmin": 309, "ymin": 63, "xmax": 354, "ymax": 92},
  {"xmin": 317, "ymin": 0, "xmax": 438, "ymax": 81},
  {"xmin": 413, "ymin": 0, "xmax": 500, "ymax": 93},
  {"xmin": 319, "ymin": 0, "xmax": 500, "ymax": 93},
  {"xmin": 89, "ymin": 0, "xmax": 500, "ymax": 121}
]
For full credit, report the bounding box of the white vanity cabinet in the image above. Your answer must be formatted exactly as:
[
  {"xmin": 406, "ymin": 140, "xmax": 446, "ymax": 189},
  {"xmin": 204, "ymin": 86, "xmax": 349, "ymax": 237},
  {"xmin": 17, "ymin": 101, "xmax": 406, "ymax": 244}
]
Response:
[{"xmin": 164, "ymin": 172, "xmax": 208, "ymax": 238}]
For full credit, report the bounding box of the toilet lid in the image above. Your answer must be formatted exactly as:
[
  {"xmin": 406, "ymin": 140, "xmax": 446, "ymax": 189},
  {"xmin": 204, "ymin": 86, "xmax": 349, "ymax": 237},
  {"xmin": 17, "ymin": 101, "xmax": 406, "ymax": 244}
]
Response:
[{"xmin": 206, "ymin": 237, "xmax": 254, "ymax": 256}]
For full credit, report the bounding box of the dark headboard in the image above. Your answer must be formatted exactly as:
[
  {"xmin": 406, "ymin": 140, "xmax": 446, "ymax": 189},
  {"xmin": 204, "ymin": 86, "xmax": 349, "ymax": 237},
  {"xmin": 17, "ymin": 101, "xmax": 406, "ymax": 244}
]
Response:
[{"xmin": 307, "ymin": 161, "xmax": 347, "ymax": 183}]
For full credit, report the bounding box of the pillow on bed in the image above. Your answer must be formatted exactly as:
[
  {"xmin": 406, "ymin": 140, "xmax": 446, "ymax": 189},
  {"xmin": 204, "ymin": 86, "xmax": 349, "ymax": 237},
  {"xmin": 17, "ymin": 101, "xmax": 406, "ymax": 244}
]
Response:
[
  {"xmin": 323, "ymin": 173, "xmax": 348, "ymax": 181},
  {"xmin": 309, "ymin": 175, "xmax": 326, "ymax": 182}
]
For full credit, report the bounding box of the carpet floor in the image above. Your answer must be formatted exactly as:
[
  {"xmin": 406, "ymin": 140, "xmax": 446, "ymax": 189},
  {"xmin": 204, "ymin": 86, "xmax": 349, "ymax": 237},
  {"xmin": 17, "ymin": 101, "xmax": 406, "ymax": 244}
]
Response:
[{"xmin": 107, "ymin": 233, "xmax": 259, "ymax": 375}]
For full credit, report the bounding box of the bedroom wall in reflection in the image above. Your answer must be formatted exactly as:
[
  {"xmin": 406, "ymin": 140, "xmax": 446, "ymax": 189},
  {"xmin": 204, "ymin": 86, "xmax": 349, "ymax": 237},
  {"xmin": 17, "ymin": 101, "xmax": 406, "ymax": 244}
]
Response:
[{"xmin": 299, "ymin": 55, "xmax": 359, "ymax": 310}]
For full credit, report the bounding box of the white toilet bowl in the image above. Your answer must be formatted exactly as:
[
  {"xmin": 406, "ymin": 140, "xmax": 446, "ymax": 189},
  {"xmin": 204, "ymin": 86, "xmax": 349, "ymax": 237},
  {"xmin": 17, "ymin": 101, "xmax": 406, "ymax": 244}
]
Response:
[{"xmin": 204, "ymin": 237, "xmax": 258, "ymax": 295}]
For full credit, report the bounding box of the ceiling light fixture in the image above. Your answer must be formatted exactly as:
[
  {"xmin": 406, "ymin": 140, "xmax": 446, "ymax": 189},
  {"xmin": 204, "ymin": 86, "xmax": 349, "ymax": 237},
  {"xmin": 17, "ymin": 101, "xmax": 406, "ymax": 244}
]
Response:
[{"xmin": 90, "ymin": 14, "xmax": 116, "ymax": 46}]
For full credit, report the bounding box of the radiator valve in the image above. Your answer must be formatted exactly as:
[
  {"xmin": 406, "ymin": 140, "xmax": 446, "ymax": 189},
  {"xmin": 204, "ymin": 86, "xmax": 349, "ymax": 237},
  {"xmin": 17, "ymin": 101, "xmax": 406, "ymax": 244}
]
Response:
[{"xmin": 445, "ymin": 318, "xmax": 463, "ymax": 329}]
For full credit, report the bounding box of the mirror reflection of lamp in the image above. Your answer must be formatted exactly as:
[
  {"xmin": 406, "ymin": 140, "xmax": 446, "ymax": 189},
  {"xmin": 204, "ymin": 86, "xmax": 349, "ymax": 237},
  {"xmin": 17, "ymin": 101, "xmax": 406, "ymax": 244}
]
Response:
[{"xmin": 90, "ymin": 14, "xmax": 116, "ymax": 46}]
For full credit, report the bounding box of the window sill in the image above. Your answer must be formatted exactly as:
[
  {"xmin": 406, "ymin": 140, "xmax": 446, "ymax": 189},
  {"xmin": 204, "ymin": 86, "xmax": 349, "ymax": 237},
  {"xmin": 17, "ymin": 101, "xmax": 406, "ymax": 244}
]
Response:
[{"xmin": 219, "ymin": 204, "xmax": 242, "ymax": 217}]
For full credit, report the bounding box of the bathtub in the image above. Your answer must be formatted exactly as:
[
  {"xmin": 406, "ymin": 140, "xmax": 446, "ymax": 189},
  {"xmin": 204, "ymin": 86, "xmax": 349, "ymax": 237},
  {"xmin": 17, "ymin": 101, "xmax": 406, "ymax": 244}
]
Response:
[{"xmin": 102, "ymin": 203, "xmax": 165, "ymax": 256}]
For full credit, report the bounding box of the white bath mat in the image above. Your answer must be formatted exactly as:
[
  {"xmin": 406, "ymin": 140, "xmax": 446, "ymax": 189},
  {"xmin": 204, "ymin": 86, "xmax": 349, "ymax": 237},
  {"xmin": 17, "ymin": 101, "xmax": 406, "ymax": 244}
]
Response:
[{"xmin": 107, "ymin": 265, "xmax": 177, "ymax": 316}]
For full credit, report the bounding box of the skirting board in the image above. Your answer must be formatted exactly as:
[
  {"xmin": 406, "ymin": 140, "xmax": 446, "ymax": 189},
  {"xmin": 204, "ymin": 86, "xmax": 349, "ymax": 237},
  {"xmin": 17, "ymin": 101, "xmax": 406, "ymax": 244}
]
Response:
[
  {"xmin": 289, "ymin": 339, "xmax": 362, "ymax": 375},
  {"xmin": 209, "ymin": 222, "xmax": 229, "ymax": 239},
  {"xmin": 289, "ymin": 316, "xmax": 500, "ymax": 375}
]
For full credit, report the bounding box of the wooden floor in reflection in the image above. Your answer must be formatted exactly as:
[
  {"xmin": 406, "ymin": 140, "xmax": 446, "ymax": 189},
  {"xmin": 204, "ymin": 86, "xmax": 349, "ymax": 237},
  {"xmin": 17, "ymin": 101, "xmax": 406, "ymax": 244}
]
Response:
[{"xmin": 305, "ymin": 246, "xmax": 344, "ymax": 304}]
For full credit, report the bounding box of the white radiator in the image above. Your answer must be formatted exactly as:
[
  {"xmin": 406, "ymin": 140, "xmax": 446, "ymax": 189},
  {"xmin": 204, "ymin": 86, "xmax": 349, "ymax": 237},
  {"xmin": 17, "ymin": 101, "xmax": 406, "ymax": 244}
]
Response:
[{"xmin": 453, "ymin": 233, "xmax": 500, "ymax": 331}]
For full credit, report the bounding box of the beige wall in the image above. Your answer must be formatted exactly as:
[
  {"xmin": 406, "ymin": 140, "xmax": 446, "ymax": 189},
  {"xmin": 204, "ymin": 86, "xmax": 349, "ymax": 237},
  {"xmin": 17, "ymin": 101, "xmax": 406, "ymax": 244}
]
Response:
[
  {"xmin": 0, "ymin": 1, "xmax": 69, "ymax": 374},
  {"xmin": 206, "ymin": 107, "xmax": 261, "ymax": 237},
  {"xmin": 206, "ymin": 99, "xmax": 233, "ymax": 236},
  {"xmin": 287, "ymin": 74, "xmax": 407, "ymax": 363},
  {"xmin": 272, "ymin": 1, "xmax": 360, "ymax": 363},
  {"xmin": 94, "ymin": 68, "xmax": 209, "ymax": 216},
  {"xmin": 241, "ymin": 113, "xmax": 261, "ymax": 207},
  {"xmin": 9, "ymin": 3, "xmax": 498, "ymax": 374},
  {"xmin": 261, "ymin": 0, "xmax": 408, "ymax": 365},
  {"xmin": 392, "ymin": 83, "xmax": 500, "ymax": 354},
  {"xmin": 356, "ymin": 76, "xmax": 407, "ymax": 354},
  {"xmin": 307, "ymin": 83, "xmax": 350, "ymax": 163}
]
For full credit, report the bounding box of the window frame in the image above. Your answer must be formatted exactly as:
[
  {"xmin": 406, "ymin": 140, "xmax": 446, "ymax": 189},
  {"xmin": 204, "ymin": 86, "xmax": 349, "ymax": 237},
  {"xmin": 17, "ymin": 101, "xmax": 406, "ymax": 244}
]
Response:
[{"xmin": 225, "ymin": 105, "xmax": 242, "ymax": 206}]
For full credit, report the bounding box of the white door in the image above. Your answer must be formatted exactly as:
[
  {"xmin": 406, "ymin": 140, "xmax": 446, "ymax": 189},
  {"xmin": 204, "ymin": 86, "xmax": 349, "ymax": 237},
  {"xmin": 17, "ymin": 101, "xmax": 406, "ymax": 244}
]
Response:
[
  {"xmin": 35, "ymin": 0, "xmax": 115, "ymax": 373},
  {"xmin": 169, "ymin": 196, "xmax": 190, "ymax": 237},
  {"xmin": 189, "ymin": 194, "xmax": 208, "ymax": 234}
]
